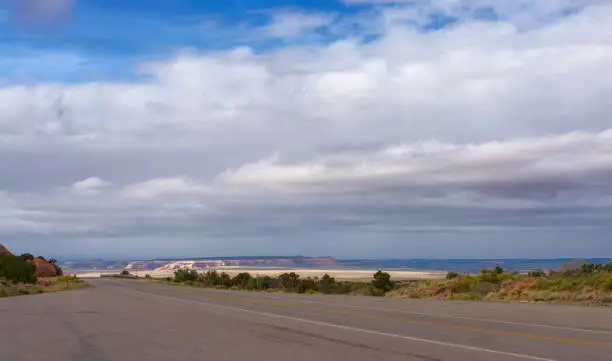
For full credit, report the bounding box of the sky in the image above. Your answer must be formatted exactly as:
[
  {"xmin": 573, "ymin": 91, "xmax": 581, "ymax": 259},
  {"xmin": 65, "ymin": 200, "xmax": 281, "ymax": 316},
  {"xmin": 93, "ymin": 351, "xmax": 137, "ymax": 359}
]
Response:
[{"xmin": 0, "ymin": 0, "xmax": 611, "ymax": 260}]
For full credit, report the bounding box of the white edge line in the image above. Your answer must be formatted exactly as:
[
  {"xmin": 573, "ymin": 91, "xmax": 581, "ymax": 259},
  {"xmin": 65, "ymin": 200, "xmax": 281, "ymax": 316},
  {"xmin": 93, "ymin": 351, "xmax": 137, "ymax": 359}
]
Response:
[
  {"xmin": 108, "ymin": 280, "xmax": 612, "ymax": 335},
  {"xmin": 126, "ymin": 289, "xmax": 556, "ymax": 361},
  {"xmin": 281, "ymin": 298, "xmax": 612, "ymax": 335}
]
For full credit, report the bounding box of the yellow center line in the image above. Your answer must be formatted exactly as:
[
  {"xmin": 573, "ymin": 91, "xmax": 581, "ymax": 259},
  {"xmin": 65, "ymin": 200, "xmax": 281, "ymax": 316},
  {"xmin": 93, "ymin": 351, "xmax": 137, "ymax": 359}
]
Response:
[{"xmin": 174, "ymin": 288, "xmax": 612, "ymax": 348}]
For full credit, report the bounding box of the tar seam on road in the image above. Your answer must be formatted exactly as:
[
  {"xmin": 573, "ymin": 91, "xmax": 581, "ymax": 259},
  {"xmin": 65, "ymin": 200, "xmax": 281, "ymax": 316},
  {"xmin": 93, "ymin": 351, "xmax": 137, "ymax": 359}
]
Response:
[{"xmin": 122, "ymin": 288, "xmax": 556, "ymax": 361}]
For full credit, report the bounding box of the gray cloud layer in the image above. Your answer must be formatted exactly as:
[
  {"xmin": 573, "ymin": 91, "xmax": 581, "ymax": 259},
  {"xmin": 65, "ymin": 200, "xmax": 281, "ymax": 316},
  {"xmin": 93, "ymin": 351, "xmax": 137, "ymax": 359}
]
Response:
[{"xmin": 1, "ymin": 1, "xmax": 612, "ymax": 258}]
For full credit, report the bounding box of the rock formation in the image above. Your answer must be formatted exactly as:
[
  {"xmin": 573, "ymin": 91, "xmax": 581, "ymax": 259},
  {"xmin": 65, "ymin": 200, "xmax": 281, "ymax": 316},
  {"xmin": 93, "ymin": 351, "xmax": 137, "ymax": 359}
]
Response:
[
  {"xmin": 32, "ymin": 258, "xmax": 59, "ymax": 277},
  {"xmin": 0, "ymin": 243, "xmax": 12, "ymax": 256}
]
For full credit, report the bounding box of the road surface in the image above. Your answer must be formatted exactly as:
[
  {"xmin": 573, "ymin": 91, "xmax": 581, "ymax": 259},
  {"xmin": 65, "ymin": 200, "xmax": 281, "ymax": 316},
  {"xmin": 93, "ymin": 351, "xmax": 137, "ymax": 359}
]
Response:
[{"xmin": 1, "ymin": 278, "xmax": 611, "ymax": 361}]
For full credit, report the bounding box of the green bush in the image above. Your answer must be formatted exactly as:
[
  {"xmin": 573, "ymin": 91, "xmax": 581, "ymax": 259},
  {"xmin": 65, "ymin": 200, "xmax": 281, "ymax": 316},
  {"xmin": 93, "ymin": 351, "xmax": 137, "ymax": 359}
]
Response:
[
  {"xmin": 471, "ymin": 282, "xmax": 498, "ymax": 296},
  {"xmin": 602, "ymin": 278, "xmax": 612, "ymax": 292},
  {"xmin": 232, "ymin": 272, "xmax": 252, "ymax": 288},
  {"xmin": 354, "ymin": 284, "xmax": 385, "ymax": 296},
  {"xmin": 297, "ymin": 278, "xmax": 317, "ymax": 294},
  {"xmin": 279, "ymin": 272, "xmax": 300, "ymax": 292},
  {"xmin": 174, "ymin": 269, "xmax": 199, "ymax": 282},
  {"xmin": 451, "ymin": 276, "xmax": 478, "ymax": 293},
  {"xmin": 318, "ymin": 274, "xmax": 335, "ymax": 294},
  {"xmin": 372, "ymin": 270, "xmax": 394, "ymax": 293},
  {"xmin": 0, "ymin": 254, "xmax": 37, "ymax": 284}
]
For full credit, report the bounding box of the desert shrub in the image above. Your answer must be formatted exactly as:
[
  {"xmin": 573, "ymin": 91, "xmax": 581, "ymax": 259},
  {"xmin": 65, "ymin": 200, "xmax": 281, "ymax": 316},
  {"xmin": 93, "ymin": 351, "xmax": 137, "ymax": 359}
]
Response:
[
  {"xmin": 446, "ymin": 271, "xmax": 459, "ymax": 279},
  {"xmin": 201, "ymin": 270, "xmax": 221, "ymax": 286},
  {"xmin": 218, "ymin": 272, "xmax": 232, "ymax": 287},
  {"xmin": 354, "ymin": 284, "xmax": 385, "ymax": 296},
  {"xmin": 0, "ymin": 254, "xmax": 37, "ymax": 284},
  {"xmin": 174, "ymin": 269, "xmax": 199, "ymax": 283},
  {"xmin": 20, "ymin": 253, "xmax": 34, "ymax": 262},
  {"xmin": 372, "ymin": 270, "xmax": 394, "ymax": 292},
  {"xmin": 120, "ymin": 270, "xmax": 130, "ymax": 276},
  {"xmin": 279, "ymin": 272, "xmax": 300, "ymax": 292},
  {"xmin": 528, "ymin": 270, "xmax": 546, "ymax": 277},
  {"xmin": 297, "ymin": 278, "xmax": 317, "ymax": 294},
  {"xmin": 581, "ymin": 263, "xmax": 603, "ymax": 274},
  {"xmin": 451, "ymin": 276, "xmax": 478, "ymax": 293},
  {"xmin": 328, "ymin": 282, "xmax": 354, "ymax": 294},
  {"xmin": 479, "ymin": 269, "xmax": 505, "ymax": 284},
  {"xmin": 471, "ymin": 282, "xmax": 498, "ymax": 296},
  {"xmin": 232, "ymin": 272, "xmax": 252, "ymax": 289},
  {"xmin": 603, "ymin": 278, "xmax": 612, "ymax": 292},
  {"xmin": 318, "ymin": 274, "xmax": 336, "ymax": 294}
]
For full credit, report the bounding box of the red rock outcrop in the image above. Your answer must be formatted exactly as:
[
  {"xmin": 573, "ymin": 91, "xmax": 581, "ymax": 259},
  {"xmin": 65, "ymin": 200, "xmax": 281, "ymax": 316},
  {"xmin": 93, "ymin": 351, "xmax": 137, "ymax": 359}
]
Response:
[
  {"xmin": 0, "ymin": 243, "xmax": 12, "ymax": 256},
  {"xmin": 32, "ymin": 258, "xmax": 59, "ymax": 277}
]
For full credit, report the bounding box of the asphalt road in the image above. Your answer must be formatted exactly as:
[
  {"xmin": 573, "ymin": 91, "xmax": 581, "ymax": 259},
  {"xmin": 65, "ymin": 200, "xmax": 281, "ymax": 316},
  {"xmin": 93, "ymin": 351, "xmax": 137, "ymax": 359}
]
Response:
[{"xmin": 1, "ymin": 279, "xmax": 611, "ymax": 361}]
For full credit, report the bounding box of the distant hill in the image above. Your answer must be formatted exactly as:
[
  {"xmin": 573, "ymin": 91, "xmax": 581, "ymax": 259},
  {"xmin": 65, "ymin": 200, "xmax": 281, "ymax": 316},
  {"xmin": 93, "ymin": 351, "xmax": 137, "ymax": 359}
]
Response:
[{"xmin": 59, "ymin": 255, "xmax": 612, "ymax": 273}]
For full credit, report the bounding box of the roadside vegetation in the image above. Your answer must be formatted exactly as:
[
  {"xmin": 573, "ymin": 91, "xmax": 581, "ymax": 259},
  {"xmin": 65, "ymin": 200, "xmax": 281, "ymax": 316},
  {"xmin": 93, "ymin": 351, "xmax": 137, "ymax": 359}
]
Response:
[
  {"xmin": 160, "ymin": 269, "xmax": 394, "ymax": 296},
  {"xmin": 389, "ymin": 261, "xmax": 612, "ymax": 305},
  {"xmin": 148, "ymin": 260, "xmax": 612, "ymax": 306},
  {"xmin": 0, "ymin": 253, "xmax": 86, "ymax": 298}
]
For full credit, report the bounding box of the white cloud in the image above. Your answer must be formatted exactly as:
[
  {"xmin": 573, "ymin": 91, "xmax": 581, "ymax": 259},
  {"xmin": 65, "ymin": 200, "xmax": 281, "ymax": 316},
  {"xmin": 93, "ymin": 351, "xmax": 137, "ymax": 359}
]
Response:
[
  {"xmin": 121, "ymin": 177, "xmax": 211, "ymax": 199},
  {"xmin": 261, "ymin": 11, "xmax": 336, "ymax": 38},
  {"xmin": 1, "ymin": 2, "xmax": 612, "ymax": 257},
  {"xmin": 70, "ymin": 177, "xmax": 110, "ymax": 195}
]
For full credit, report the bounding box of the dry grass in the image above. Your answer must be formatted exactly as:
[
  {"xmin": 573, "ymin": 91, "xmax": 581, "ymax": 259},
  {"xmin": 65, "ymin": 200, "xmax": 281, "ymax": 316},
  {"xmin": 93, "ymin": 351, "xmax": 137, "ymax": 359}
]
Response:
[
  {"xmin": 0, "ymin": 276, "xmax": 87, "ymax": 298},
  {"xmin": 389, "ymin": 271, "xmax": 612, "ymax": 306}
]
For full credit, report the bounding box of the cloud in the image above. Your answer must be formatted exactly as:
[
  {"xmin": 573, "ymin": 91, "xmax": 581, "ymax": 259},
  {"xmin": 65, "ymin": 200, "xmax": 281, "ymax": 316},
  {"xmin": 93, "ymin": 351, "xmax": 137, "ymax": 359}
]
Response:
[
  {"xmin": 261, "ymin": 11, "xmax": 336, "ymax": 38},
  {"xmin": 121, "ymin": 177, "xmax": 211, "ymax": 199},
  {"xmin": 343, "ymin": 0, "xmax": 604, "ymax": 30},
  {"xmin": 70, "ymin": 177, "xmax": 110, "ymax": 195},
  {"xmin": 217, "ymin": 130, "xmax": 612, "ymax": 200},
  {"xmin": 7, "ymin": 0, "xmax": 75, "ymax": 23},
  {"xmin": 1, "ymin": 2, "xmax": 612, "ymax": 258}
]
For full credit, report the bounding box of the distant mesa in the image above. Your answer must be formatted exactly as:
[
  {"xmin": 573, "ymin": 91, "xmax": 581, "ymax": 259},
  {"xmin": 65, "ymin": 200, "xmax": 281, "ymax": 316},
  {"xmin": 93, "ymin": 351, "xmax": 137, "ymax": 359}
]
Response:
[
  {"xmin": 152, "ymin": 257, "xmax": 341, "ymax": 271},
  {"xmin": 60, "ymin": 256, "xmax": 341, "ymax": 272}
]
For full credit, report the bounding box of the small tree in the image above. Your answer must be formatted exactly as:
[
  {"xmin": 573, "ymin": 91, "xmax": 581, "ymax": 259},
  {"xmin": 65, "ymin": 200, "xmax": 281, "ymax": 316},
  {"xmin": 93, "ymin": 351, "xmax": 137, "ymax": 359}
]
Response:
[
  {"xmin": 219, "ymin": 272, "xmax": 232, "ymax": 287},
  {"xmin": 494, "ymin": 266, "xmax": 504, "ymax": 275},
  {"xmin": 20, "ymin": 253, "xmax": 34, "ymax": 262},
  {"xmin": 174, "ymin": 269, "xmax": 198, "ymax": 282},
  {"xmin": 372, "ymin": 270, "xmax": 394, "ymax": 292},
  {"xmin": 297, "ymin": 278, "xmax": 317, "ymax": 294},
  {"xmin": 202, "ymin": 270, "xmax": 220, "ymax": 286},
  {"xmin": 232, "ymin": 272, "xmax": 252, "ymax": 289},
  {"xmin": 279, "ymin": 272, "xmax": 300, "ymax": 291},
  {"xmin": 318, "ymin": 273, "xmax": 335, "ymax": 294}
]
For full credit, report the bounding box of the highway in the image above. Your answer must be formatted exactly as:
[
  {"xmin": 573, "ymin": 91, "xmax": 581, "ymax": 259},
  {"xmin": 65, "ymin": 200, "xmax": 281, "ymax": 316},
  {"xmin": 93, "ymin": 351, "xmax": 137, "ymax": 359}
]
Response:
[{"xmin": 1, "ymin": 278, "xmax": 611, "ymax": 361}]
